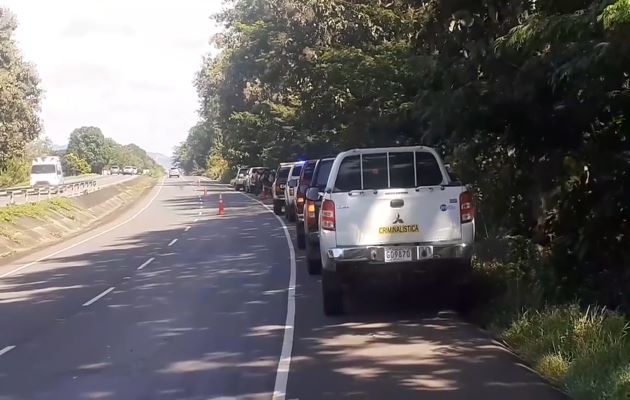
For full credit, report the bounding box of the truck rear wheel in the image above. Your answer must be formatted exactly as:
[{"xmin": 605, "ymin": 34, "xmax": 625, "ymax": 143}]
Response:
[
  {"xmin": 296, "ymin": 223, "xmax": 306, "ymax": 249},
  {"xmin": 322, "ymin": 270, "xmax": 343, "ymax": 315},
  {"xmin": 273, "ymin": 200, "xmax": 283, "ymax": 215},
  {"xmin": 288, "ymin": 206, "xmax": 296, "ymax": 222},
  {"xmin": 307, "ymin": 256, "xmax": 321, "ymax": 275}
]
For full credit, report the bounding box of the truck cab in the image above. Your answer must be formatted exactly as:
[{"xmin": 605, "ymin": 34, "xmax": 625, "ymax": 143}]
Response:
[
  {"xmin": 315, "ymin": 146, "xmax": 475, "ymax": 315},
  {"xmin": 30, "ymin": 156, "xmax": 64, "ymax": 187}
]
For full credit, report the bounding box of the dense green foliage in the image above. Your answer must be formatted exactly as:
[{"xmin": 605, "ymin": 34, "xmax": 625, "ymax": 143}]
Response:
[
  {"xmin": 0, "ymin": 8, "xmax": 43, "ymax": 186},
  {"xmin": 66, "ymin": 126, "xmax": 159, "ymax": 174},
  {"xmin": 189, "ymin": 0, "xmax": 630, "ymax": 311},
  {"xmin": 172, "ymin": 121, "xmax": 215, "ymax": 175},
  {"xmin": 187, "ymin": 3, "xmax": 630, "ymax": 393}
]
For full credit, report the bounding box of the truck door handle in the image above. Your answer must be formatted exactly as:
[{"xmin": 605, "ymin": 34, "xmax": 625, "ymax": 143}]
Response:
[{"xmin": 390, "ymin": 199, "xmax": 404, "ymax": 208}]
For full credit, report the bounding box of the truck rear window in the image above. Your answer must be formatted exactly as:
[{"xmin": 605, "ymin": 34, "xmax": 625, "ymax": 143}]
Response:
[
  {"xmin": 333, "ymin": 151, "xmax": 443, "ymax": 192},
  {"xmin": 291, "ymin": 165, "xmax": 303, "ymax": 177},
  {"xmin": 300, "ymin": 161, "xmax": 317, "ymax": 186},
  {"xmin": 277, "ymin": 167, "xmax": 290, "ymax": 181},
  {"xmin": 31, "ymin": 165, "xmax": 56, "ymax": 174},
  {"xmin": 313, "ymin": 159, "xmax": 334, "ymax": 190}
]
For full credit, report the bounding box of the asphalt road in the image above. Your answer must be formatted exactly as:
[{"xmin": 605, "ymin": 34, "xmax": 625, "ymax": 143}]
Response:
[{"xmin": 0, "ymin": 177, "xmax": 566, "ymax": 400}]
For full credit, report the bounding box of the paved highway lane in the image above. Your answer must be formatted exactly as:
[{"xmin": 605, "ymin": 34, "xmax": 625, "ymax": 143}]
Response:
[
  {"xmin": 0, "ymin": 178, "xmax": 291, "ymax": 399},
  {"xmin": 0, "ymin": 179, "xmax": 565, "ymax": 400}
]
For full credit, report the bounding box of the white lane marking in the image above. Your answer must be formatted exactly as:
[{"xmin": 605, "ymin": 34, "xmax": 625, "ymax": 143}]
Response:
[
  {"xmin": 0, "ymin": 178, "xmax": 166, "ymax": 279},
  {"xmin": 198, "ymin": 211, "xmax": 202, "ymax": 215},
  {"xmin": 168, "ymin": 238, "xmax": 178, "ymax": 247},
  {"xmin": 82, "ymin": 287, "xmax": 115, "ymax": 307},
  {"xmin": 185, "ymin": 226, "xmax": 191, "ymax": 232},
  {"xmin": 239, "ymin": 193, "xmax": 296, "ymax": 400},
  {"xmin": 0, "ymin": 346, "xmax": 16, "ymax": 357},
  {"xmin": 137, "ymin": 257, "xmax": 155, "ymax": 270},
  {"xmin": 193, "ymin": 219, "xmax": 199, "ymax": 223}
]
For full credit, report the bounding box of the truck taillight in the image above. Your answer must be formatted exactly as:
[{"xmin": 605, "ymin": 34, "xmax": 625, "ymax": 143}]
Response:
[
  {"xmin": 297, "ymin": 195, "xmax": 304, "ymax": 204},
  {"xmin": 306, "ymin": 200, "xmax": 317, "ymax": 227},
  {"xmin": 321, "ymin": 199, "xmax": 336, "ymax": 231},
  {"xmin": 460, "ymin": 191, "xmax": 475, "ymax": 223}
]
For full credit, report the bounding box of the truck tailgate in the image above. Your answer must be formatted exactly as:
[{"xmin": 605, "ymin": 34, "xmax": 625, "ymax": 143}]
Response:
[{"xmin": 332, "ymin": 187, "xmax": 463, "ymax": 247}]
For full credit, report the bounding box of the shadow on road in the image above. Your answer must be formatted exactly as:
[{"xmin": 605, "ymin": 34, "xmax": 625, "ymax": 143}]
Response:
[{"xmin": 0, "ymin": 184, "xmax": 565, "ymax": 400}]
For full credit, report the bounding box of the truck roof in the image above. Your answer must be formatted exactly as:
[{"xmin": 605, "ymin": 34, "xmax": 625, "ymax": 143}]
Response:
[{"xmin": 32, "ymin": 156, "xmax": 61, "ymax": 164}]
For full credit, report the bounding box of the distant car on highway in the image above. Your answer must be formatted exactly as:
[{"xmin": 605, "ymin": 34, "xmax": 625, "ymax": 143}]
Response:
[
  {"xmin": 168, "ymin": 167, "xmax": 180, "ymax": 178},
  {"xmin": 302, "ymin": 157, "xmax": 335, "ymax": 274},
  {"xmin": 110, "ymin": 166, "xmax": 120, "ymax": 175},
  {"xmin": 132, "ymin": 167, "xmax": 139, "ymax": 175},
  {"xmin": 294, "ymin": 159, "xmax": 318, "ymax": 248},
  {"xmin": 233, "ymin": 166, "xmax": 249, "ymax": 191},
  {"xmin": 284, "ymin": 161, "xmax": 304, "ymax": 222},
  {"xmin": 30, "ymin": 156, "xmax": 64, "ymax": 187},
  {"xmin": 122, "ymin": 166, "xmax": 134, "ymax": 175},
  {"xmin": 313, "ymin": 146, "xmax": 475, "ymax": 315},
  {"xmin": 244, "ymin": 167, "xmax": 267, "ymax": 193},
  {"xmin": 272, "ymin": 162, "xmax": 292, "ymax": 215}
]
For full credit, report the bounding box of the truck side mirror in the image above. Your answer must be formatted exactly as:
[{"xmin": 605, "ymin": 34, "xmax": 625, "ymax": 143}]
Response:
[{"xmin": 305, "ymin": 187, "xmax": 320, "ymax": 201}]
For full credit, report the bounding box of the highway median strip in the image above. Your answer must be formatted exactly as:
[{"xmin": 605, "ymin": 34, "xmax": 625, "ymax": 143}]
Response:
[{"xmin": 0, "ymin": 177, "xmax": 160, "ymax": 261}]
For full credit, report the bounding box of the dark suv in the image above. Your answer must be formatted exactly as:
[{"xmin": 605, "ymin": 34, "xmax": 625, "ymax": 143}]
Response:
[
  {"xmin": 294, "ymin": 160, "xmax": 318, "ymax": 249},
  {"xmin": 302, "ymin": 157, "xmax": 335, "ymax": 274}
]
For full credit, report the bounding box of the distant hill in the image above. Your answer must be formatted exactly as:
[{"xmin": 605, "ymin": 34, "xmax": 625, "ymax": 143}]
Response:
[{"xmin": 148, "ymin": 152, "xmax": 172, "ymax": 170}]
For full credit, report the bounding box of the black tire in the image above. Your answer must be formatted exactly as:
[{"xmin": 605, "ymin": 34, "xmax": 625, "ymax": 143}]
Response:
[
  {"xmin": 305, "ymin": 239, "xmax": 322, "ymax": 275},
  {"xmin": 307, "ymin": 256, "xmax": 321, "ymax": 275},
  {"xmin": 288, "ymin": 206, "xmax": 296, "ymax": 222},
  {"xmin": 273, "ymin": 200, "xmax": 283, "ymax": 216},
  {"xmin": 284, "ymin": 205, "xmax": 291, "ymax": 221},
  {"xmin": 322, "ymin": 269, "xmax": 343, "ymax": 315},
  {"xmin": 296, "ymin": 223, "xmax": 306, "ymax": 250}
]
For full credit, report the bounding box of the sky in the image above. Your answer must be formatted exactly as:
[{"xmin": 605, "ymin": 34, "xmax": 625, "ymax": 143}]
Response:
[{"xmin": 2, "ymin": 0, "xmax": 223, "ymax": 156}]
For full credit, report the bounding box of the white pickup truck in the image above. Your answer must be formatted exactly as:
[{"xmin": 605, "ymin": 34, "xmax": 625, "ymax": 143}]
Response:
[{"xmin": 315, "ymin": 146, "xmax": 475, "ymax": 315}]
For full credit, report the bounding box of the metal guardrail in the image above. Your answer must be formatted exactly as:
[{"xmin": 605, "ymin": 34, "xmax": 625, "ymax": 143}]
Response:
[{"xmin": 0, "ymin": 179, "xmax": 99, "ymax": 206}]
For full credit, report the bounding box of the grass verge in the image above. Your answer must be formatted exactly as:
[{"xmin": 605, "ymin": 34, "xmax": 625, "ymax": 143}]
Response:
[
  {"xmin": 0, "ymin": 198, "xmax": 76, "ymax": 223},
  {"xmin": 471, "ymin": 240, "xmax": 630, "ymax": 400}
]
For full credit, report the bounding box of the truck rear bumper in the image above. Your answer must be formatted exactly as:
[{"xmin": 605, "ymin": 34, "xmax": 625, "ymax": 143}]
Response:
[{"xmin": 326, "ymin": 242, "xmax": 472, "ymax": 265}]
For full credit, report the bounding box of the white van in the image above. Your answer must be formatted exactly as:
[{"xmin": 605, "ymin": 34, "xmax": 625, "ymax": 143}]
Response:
[{"xmin": 30, "ymin": 156, "xmax": 65, "ymax": 187}]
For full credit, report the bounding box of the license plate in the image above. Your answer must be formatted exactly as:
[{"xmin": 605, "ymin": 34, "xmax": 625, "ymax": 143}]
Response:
[{"xmin": 384, "ymin": 247, "xmax": 413, "ymax": 263}]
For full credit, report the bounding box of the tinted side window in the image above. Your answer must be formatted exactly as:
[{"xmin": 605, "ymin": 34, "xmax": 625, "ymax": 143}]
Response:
[
  {"xmin": 277, "ymin": 167, "xmax": 290, "ymax": 181},
  {"xmin": 362, "ymin": 153, "xmax": 388, "ymax": 190},
  {"xmin": 301, "ymin": 161, "xmax": 317, "ymax": 185},
  {"xmin": 389, "ymin": 152, "xmax": 415, "ymax": 188},
  {"xmin": 313, "ymin": 160, "xmax": 333, "ymax": 190},
  {"xmin": 292, "ymin": 165, "xmax": 303, "ymax": 177},
  {"xmin": 334, "ymin": 156, "xmax": 361, "ymax": 192},
  {"xmin": 416, "ymin": 152, "xmax": 443, "ymax": 186}
]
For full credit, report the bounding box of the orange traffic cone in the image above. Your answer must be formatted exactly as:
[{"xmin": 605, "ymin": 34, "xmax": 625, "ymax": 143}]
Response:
[{"xmin": 218, "ymin": 193, "xmax": 225, "ymax": 215}]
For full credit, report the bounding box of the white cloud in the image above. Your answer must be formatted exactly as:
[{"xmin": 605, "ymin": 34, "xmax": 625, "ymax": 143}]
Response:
[{"xmin": 1, "ymin": 0, "xmax": 223, "ymax": 155}]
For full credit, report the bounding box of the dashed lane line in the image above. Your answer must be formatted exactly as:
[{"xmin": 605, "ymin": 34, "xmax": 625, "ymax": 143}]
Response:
[
  {"xmin": 137, "ymin": 257, "xmax": 155, "ymax": 271},
  {"xmin": 0, "ymin": 346, "xmax": 16, "ymax": 357},
  {"xmin": 82, "ymin": 287, "xmax": 115, "ymax": 307}
]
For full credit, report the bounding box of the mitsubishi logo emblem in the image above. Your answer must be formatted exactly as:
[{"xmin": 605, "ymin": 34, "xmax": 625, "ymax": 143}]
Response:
[{"xmin": 393, "ymin": 213, "xmax": 404, "ymax": 224}]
